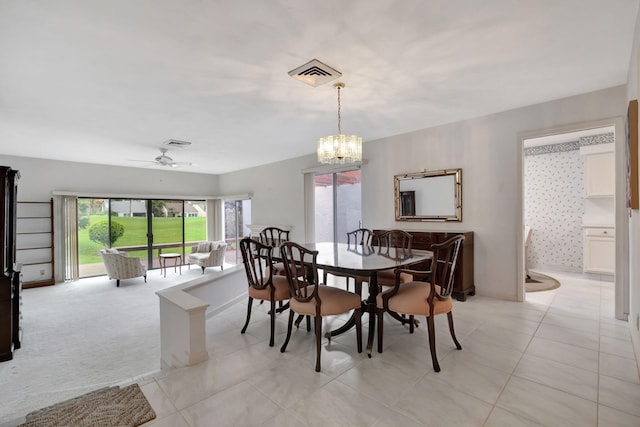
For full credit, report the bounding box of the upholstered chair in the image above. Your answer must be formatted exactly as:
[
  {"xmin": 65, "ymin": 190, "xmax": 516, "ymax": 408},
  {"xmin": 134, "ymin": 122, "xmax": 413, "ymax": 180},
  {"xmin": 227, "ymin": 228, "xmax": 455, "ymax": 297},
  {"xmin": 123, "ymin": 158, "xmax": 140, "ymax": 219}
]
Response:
[
  {"xmin": 279, "ymin": 241, "xmax": 362, "ymax": 372},
  {"xmin": 239, "ymin": 238, "xmax": 290, "ymax": 347},
  {"xmin": 187, "ymin": 241, "xmax": 227, "ymax": 273},
  {"xmin": 100, "ymin": 249, "xmax": 147, "ymax": 287},
  {"xmin": 322, "ymin": 228, "xmax": 373, "ymax": 293},
  {"xmin": 376, "ymin": 235, "xmax": 465, "ymax": 372}
]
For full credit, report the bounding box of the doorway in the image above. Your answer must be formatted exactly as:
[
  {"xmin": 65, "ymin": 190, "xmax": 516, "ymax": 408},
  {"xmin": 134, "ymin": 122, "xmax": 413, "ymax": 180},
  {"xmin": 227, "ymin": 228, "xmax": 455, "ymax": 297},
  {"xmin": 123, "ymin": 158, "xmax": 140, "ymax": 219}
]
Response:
[{"xmin": 519, "ymin": 118, "xmax": 629, "ymax": 320}]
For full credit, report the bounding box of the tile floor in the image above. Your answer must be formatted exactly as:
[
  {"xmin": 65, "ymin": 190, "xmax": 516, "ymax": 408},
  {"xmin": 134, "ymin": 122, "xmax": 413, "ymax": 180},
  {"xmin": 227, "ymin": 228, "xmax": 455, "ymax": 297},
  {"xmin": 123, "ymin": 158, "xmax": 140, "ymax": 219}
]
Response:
[
  {"xmin": 131, "ymin": 271, "xmax": 639, "ymax": 427},
  {"xmin": 4, "ymin": 271, "xmax": 639, "ymax": 426}
]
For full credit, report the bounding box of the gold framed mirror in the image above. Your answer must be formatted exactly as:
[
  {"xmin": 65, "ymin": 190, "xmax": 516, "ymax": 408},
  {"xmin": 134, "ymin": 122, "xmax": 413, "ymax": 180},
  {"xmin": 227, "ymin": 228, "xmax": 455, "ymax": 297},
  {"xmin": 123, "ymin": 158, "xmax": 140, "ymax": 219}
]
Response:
[{"xmin": 394, "ymin": 168, "xmax": 462, "ymax": 222}]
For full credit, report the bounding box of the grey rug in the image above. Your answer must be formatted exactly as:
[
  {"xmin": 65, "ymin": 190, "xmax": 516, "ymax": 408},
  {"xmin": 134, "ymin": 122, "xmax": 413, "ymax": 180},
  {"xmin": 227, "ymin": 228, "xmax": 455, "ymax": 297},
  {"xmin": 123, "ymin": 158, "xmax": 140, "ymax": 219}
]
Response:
[
  {"xmin": 18, "ymin": 384, "xmax": 155, "ymax": 427},
  {"xmin": 526, "ymin": 271, "xmax": 561, "ymax": 292}
]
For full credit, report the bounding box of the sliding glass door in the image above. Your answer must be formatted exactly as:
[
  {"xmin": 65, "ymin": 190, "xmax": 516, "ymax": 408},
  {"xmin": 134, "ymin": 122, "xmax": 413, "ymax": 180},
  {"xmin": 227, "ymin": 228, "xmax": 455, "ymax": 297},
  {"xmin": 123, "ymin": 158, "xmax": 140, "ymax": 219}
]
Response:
[
  {"xmin": 314, "ymin": 169, "xmax": 361, "ymax": 243},
  {"xmin": 224, "ymin": 199, "xmax": 252, "ymax": 265},
  {"xmin": 77, "ymin": 197, "xmax": 207, "ymax": 278}
]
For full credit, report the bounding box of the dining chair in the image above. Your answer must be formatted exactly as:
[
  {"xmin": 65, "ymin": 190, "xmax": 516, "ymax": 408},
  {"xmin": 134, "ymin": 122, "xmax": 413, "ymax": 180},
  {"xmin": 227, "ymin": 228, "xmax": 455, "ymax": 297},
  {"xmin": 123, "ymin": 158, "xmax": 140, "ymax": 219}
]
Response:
[
  {"xmin": 375, "ymin": 229, "xmax": 414, "ymax": 288},
  {"xmin": 376, "ymin": 235, "xmax": 465, "ymax": 372},
  {"xmin": 259, "ymin": 227, "xmax": 290, "ymax": 276},
  {"xmin": 239, "ymin": 237, "xmax": 290, "ymax": 347},
  {"xmin": 322, "ymin": 228, "xmax": 373, "ymax": 293},
  {"xmin": 279, "ymin": 241, "xmax": 362, "ymax": 372}
]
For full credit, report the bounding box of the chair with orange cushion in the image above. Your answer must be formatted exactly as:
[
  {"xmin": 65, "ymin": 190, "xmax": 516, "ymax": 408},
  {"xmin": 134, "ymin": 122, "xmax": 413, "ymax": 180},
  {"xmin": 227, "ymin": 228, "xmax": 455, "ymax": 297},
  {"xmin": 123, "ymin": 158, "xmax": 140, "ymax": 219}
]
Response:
[
  {"xmin": 259, "ymin": 227, "xmax": 291, "ymax": 276},
  {"xmin": 376, "ymin": 234, "xmax": 465, "ymax": 372},
  {"xmin": 279, "ymin": 241, "xmax": 362, "ymax": 372},
  {"xmin": 375, "ymin": 229, "xmax": 414, "ymax": 288},
  {"xmin": 322, "ymin": 228, "xmax": 373, "ymax": 292},
  {"xmin": 239, "ymin": 237, "xmax": 290, "ymax": 347}
]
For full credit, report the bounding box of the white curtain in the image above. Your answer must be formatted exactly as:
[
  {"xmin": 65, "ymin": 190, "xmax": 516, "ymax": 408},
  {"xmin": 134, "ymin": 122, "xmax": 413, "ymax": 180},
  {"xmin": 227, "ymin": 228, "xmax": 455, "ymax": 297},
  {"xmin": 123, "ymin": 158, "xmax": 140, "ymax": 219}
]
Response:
[
  {"xmin": 61, "ymin": 195, "xmax": 79, "ymax": 281},
  {"xmin": 304, "ymin": 172, "xmax": 315, "ymax": 243},
  {"xmin": 206, "ymin": 198, "xmax": 223, "ymax": 241}
]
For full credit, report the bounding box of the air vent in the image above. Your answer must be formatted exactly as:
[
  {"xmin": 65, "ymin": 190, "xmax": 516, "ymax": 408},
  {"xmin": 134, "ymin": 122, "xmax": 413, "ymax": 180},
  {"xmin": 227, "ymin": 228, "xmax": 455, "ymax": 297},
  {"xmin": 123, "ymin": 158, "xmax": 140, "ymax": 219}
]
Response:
[
  {"xmin": 163, "ymin": 139, "xmax": 192, "ymax": 147},
  {"xmin": 288, "ymin": 59, "xmax": 342, "ymax": 87}
]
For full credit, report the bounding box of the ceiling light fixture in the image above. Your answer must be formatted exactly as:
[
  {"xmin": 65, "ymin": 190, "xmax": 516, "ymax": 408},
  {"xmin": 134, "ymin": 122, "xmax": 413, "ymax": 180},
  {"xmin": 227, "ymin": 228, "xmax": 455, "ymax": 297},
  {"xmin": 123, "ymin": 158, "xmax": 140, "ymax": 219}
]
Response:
[{"xmin": 317, "ymin": 82, "xmax": 362, "ymax": 165}]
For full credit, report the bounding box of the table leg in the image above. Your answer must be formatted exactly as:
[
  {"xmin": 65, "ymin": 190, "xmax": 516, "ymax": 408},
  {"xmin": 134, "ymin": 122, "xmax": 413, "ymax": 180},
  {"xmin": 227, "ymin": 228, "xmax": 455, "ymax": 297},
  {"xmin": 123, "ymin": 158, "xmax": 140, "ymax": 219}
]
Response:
[
  {"xmin": 365, "ymin": 273, "xmax": 379, "ymax": 357},
  {"xmin": 324, "ymin": 270, "xmax": 378, "ymax": 358}
]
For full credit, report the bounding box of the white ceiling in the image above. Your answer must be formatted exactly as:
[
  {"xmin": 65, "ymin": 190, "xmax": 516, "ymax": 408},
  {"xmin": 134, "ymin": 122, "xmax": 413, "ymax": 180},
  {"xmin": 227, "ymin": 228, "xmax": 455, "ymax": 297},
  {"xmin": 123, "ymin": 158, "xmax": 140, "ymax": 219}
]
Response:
[{"xmin": 0, "ymin": 0, "xmax": 638, "ymax": 175}]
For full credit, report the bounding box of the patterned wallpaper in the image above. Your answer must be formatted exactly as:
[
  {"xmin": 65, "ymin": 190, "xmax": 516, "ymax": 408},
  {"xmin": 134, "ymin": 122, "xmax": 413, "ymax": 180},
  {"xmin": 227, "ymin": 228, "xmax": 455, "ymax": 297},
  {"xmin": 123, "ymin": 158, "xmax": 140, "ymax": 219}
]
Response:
[{"xmin": 524, "ymin": 133, "xmax": 613, "ymax": 272}]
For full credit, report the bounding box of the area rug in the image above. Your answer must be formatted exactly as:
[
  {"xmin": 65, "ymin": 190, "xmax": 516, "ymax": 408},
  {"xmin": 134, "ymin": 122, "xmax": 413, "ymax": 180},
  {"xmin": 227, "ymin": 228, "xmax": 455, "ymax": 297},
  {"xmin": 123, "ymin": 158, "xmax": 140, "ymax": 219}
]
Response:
[
  {"xmin": 19, "ymin": 384, "xmax": 155, "ymax": 427},
  {"xmin": 526, "ymin": 271, "xmax": 561, "ymax": 292}
]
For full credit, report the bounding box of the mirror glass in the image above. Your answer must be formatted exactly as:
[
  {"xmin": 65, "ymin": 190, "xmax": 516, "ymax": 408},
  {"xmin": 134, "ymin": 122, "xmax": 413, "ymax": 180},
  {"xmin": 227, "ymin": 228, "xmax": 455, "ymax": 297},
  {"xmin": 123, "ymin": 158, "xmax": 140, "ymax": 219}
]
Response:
[{"xmin": 394, "ymin": 168, "xmax": 462, "ymax": 221}]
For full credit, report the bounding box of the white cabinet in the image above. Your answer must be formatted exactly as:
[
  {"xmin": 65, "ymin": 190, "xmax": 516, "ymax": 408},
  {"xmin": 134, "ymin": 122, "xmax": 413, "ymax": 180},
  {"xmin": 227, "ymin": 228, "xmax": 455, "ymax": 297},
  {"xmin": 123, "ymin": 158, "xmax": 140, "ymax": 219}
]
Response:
[
  {"xmin": 583, "ymin": 227, "xmax": 614, "ymax": 274},
  {"xmin": 582, "ymin": 144, "xmax": 614, "ymax": 198}
]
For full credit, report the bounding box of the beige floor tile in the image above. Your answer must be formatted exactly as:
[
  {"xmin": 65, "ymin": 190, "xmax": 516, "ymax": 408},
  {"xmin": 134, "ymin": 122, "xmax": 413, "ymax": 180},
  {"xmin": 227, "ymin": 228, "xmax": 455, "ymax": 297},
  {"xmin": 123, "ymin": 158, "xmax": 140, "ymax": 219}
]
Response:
[
  {"xmin": 458, "ymin": 338, "xmax": 524, "ymax": 374},
  {"xmin": 290, "ymin": 380, "xmax": 396, "ymax": 427},
  {"xmin": 431, "ymin": 350, "xmax": 512, "ymax": 405},
  {"xmin": 145, "ymin": 412, "xmax": 191, "ymax": 427},
  {"xmin": 599, "ymin": 334, "xmax": 637, "ymax": 360},
  {"xmin": 598, "ymin": 404, "xmax": 640, "ymax": 427},
  {"xmin": 534, "ymin": 322, "xmax": 599, "ymax": 351},
  {"xmin": 140, "ymin": 380, "xmax": 178, "ymax": 421},
  {"xmin": 599, "ymin": 353, "xmax": 640, "ymax": 384},
  {"xmin": 599, "ymin": 374, "xmax": 640, "ymax": 417},
  {"xmin": 248, "ymin": 356, "xmax": 333, "ymax": 409},
  {"xmin": 484, "ymin": 407, "xmax": 545, "ymax": 427},
  {"xmin": 395, "ymin": 375, "xmax": 493, "ymax": 427},
  {"xmin": 181, "ymin": 381, "xmax": 281, "ymax": 427},
  {"xmin": 525, "ymin": 336, "xmax": 599, "ymax": 373},
  {"xmin": 496, "ymin": 376, "xmax": 597, "ymax": 427},
  {"xmin": 513, "ymin": 354, "xmax": 598, "ymax": 401}
]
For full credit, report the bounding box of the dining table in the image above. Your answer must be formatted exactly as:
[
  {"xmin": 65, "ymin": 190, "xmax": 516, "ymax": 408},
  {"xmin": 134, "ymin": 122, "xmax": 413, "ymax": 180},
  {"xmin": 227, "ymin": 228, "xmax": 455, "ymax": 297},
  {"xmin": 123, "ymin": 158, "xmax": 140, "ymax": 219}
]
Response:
[{"xmin": 288, "ymin": 242, "xmax": 433, "ymax": 356}]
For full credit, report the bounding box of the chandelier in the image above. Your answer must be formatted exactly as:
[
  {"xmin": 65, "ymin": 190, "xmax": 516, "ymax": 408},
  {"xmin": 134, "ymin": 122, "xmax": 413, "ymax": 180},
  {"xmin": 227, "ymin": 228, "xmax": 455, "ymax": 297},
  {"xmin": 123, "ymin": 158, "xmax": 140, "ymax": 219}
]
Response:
[{"xmin": 317, "ymin": 82, "xmax": 362, "ymax": 164}]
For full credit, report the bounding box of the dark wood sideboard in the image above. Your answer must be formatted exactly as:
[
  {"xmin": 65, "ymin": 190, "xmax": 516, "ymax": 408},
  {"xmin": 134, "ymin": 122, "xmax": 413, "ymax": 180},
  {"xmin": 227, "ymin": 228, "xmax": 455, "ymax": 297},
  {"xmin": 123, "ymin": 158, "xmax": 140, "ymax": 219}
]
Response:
[{"xmin": 373, "ymin": 229, "xmax": 475, "ymax": 301}]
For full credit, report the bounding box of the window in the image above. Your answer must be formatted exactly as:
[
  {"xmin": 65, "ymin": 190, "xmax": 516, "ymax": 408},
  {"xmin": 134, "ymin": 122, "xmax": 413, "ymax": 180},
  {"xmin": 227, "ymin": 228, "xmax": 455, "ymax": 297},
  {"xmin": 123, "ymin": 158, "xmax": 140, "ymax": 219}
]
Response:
[
  {"xmin": 314, "ymin": 169, "xmax": 361, "ymax": 243},
  {"xmin": 224, "ymin": 199, "xmax": 252, "ymax": 265},
  {"xmin": 77, "ymin": 197, "xmax": 207, "ymax": 278}
]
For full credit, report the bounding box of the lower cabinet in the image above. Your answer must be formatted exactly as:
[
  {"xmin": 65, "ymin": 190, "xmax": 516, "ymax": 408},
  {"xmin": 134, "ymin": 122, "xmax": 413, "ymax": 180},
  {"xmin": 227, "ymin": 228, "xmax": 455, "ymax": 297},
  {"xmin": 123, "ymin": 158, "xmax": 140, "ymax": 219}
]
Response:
[
  {"xmin": 373, "ymin": 230, "xmax": 475, "ymax": 301},
  {"xmin": 583, "ymin": 227, "xmax": 614, "ymax": 274}
]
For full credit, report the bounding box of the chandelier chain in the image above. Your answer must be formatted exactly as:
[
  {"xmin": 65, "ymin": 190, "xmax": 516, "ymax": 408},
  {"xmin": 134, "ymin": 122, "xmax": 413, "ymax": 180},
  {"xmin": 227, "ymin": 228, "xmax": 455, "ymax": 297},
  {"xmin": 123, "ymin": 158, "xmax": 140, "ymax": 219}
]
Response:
[{"xmin": 337, "ymin": 85, "xmax": 342, "ymax": 134}]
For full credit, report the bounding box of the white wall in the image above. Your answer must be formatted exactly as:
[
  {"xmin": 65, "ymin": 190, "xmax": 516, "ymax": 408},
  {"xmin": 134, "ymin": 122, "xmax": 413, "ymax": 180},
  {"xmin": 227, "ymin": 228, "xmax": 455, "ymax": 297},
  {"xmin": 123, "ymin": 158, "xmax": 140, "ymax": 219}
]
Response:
[
  {"xmin": 216, "ymin": 86, "xmax": 627, "ymax": 301},
  {"xmin": 362, "ymin": 86, "xmax": 626, "ymax": 300},
  {"xmin": 218, "ymin": 155, "xmax": 316, "ymax": 243},
  {"xmin": 626, "ymin": 5, "xmax": 640, "ymax": 367},
  {"xmin": 0, "ymin": 154, "xmax": 221, "ymax": 280},
  {"xmin": 0, "ymin": 89, "xmax": 630, "ymax": 302},
  {"xmin": 0, "ymin": 155, "xmax": 219, "ymax": 201}
]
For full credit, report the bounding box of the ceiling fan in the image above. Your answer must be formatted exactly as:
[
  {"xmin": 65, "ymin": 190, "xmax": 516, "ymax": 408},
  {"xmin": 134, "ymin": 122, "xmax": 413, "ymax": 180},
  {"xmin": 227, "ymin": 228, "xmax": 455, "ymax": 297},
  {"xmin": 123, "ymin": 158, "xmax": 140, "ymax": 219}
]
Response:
[{"xmin": 132, "ymin": 148, "xmax": 193, "ymax": 168}]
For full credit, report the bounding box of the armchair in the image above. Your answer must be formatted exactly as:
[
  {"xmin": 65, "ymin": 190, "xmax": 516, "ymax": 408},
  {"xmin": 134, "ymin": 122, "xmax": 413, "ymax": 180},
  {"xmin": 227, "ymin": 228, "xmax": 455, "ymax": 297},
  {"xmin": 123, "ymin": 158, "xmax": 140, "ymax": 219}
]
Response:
[
  {"xmin": 187, "ymin": 241, "xmax": 227, "ymax": 273},
  {"xmin": 100, "ymin": 249, "xmax": 147, "ymax": 287}
]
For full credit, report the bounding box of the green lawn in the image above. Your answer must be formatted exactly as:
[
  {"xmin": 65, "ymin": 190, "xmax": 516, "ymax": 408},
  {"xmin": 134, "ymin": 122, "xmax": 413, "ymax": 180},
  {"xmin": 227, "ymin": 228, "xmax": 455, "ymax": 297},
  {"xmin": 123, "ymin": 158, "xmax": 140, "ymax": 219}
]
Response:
[{"xmin": 79, "ymin": 215, "xmax": 206, "ymax": 264}]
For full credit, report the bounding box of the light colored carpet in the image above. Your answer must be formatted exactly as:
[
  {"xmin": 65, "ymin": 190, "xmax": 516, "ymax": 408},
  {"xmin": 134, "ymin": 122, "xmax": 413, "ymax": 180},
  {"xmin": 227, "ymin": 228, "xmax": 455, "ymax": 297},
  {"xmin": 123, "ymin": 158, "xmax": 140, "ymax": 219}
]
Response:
[
  {"xmin": 0, "ymin": 266, "xmax": 226, "ymax": 424},
  {"xmin": 18, "ymin": 384, "xmax": 155, "ymax": 427},
  {"xmin": 526, "ymin": 271, "xmax": 561, "ymax": 292}
]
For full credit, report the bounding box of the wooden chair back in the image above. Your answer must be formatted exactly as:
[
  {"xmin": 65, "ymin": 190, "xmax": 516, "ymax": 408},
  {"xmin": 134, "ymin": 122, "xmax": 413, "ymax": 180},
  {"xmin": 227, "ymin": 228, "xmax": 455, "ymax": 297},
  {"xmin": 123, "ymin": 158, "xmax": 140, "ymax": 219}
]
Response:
[
  {"xmin": 346, "ymin": 228, "xmax": 373, "ymax": 247},
  {"xmin": 377, "ymin": 229, "xmax": 413, "ymax": 259},
  {"xmin": 239, "ymin": 237, "xmax": 274, "ymax": 291},
  {"xmin": 279, "ymin": 242, "xmax": 319, "ymax": 307},
  {"xmin": 259, "ymin": 227, "xmax": 290, "ymax": 247},
  {"xmin": 430, "ymin": 235, "xmax": 465, "ymax": 299}
]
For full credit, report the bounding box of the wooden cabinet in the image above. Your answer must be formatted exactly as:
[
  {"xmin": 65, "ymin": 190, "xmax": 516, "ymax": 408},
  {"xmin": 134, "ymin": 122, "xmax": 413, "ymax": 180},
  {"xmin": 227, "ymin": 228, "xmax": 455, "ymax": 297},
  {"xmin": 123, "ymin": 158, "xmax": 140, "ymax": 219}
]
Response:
[
  {"xmin": 1, "ymin": 166, "xmax": 21, "ymax": 362},
  {"xmin": 582, "ymin": 145, "xmax": 614, "ymax": 198},
  {"xmin": 583, "ymin": 227, "xmax": 614, "ymax": 274},
  {"xmin": 16, "ymin": 200, "xmax": 54, "ymax": 287},
  {"xmin": 373, "ymin": 229, "xmax": 474, "ymax": 301}
]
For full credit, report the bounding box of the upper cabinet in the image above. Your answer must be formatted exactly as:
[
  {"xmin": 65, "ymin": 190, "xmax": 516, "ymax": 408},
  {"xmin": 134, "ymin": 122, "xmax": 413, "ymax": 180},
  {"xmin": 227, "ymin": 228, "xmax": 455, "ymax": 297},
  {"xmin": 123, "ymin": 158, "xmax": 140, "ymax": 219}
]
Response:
[{"xmin": 581, "ymin": 143, "xmax": 614, "ymax": 198}]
